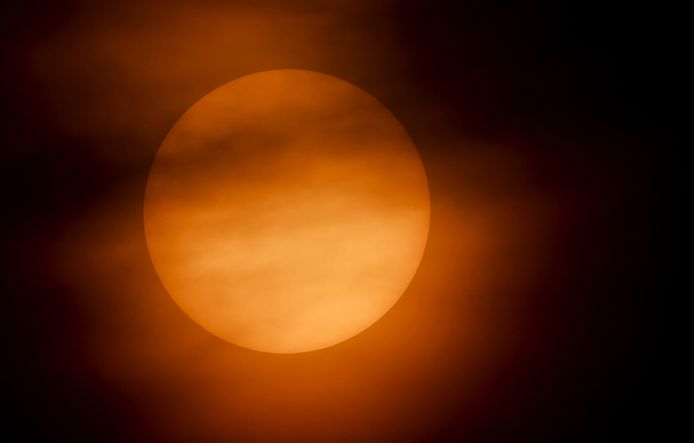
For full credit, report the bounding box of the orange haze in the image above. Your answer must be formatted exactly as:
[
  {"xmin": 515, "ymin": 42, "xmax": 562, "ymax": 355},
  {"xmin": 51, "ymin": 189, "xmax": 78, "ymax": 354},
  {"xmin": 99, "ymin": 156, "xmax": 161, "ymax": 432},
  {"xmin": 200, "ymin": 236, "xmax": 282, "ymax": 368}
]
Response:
[{"xmin": 39, "ymin": 1, "xmax": 558, "ymax": 442}]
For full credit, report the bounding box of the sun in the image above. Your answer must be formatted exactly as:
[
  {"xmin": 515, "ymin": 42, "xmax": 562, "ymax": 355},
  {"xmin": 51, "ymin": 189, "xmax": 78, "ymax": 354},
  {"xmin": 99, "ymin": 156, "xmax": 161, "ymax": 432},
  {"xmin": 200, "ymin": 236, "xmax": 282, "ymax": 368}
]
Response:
[{"xmin": 144, "ymin": 69, "xmax": 430, "ymax": 353}]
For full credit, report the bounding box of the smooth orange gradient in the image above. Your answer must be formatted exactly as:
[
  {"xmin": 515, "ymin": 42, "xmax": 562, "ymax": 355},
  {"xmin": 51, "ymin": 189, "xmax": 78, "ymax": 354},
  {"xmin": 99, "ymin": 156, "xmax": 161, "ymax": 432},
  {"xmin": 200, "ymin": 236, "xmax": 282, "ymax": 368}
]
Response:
[{"xmin": 144, "ymin": 70, "xmax": 430, "ymax": 353}]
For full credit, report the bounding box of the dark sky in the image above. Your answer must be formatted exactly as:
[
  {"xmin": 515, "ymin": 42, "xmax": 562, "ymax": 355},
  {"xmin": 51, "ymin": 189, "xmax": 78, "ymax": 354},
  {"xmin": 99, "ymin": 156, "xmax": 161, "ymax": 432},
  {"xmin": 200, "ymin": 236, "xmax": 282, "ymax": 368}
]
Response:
[{"xmin": 2, "ymin": 1, "xmax": 678, "ymax": 442}]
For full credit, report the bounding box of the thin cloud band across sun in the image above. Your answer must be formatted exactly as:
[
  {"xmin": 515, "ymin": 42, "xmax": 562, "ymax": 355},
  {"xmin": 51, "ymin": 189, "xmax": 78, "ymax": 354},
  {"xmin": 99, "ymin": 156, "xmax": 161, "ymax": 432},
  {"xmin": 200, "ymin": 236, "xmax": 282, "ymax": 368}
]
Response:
[{"xmin": 144, "ymin": 69, "xmax": 430, "ymax": 353}]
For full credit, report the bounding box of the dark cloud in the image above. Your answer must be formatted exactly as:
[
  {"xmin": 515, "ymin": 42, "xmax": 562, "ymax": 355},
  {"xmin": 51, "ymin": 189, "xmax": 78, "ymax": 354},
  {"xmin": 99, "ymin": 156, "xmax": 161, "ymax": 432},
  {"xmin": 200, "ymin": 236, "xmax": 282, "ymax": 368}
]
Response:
[{"xmin": 2, "ymin": 0, "xmax": 675, "ymax": 442}]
